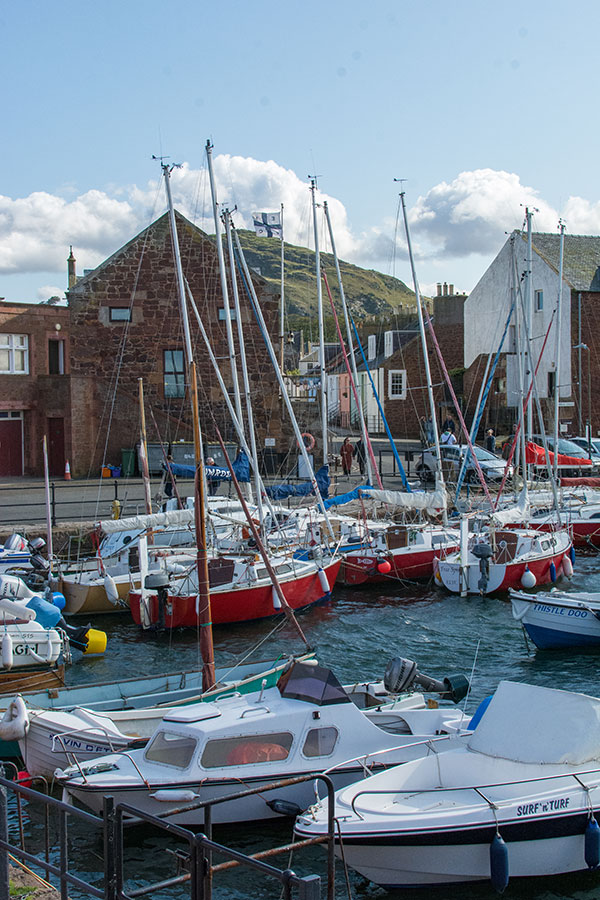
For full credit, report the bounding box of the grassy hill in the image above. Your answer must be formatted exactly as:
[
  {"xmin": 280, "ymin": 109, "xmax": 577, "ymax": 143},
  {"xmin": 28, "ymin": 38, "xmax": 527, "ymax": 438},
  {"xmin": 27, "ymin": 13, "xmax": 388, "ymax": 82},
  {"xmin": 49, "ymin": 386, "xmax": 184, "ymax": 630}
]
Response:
[{"xmin": 236, "ymin": 230, "xmax": 416, "ymax": 318}]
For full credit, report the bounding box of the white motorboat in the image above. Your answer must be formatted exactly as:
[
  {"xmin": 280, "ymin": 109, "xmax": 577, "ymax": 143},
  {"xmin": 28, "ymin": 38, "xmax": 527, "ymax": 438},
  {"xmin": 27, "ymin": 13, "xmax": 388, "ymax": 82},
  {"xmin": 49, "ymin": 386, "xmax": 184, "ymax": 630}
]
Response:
[
  {"xmin": 296, "ymin": 680, "xmax": 600, "ymax": 889},
  {"xmin": 56, "ymin": 660, "xmax": 472, "ymax": 824}
]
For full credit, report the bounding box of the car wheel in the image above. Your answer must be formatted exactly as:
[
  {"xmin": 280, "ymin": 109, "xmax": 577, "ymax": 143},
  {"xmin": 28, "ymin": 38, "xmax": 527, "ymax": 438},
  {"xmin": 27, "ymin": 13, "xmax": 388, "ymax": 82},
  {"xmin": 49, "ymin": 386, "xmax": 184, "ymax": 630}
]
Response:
[
  {"xmin": 416, "ymin": 464, "xmax": 432, "ymax": 482},
  {"xmin": 466, "ymin": 469, "xmax": 479, "ymax": 485}
]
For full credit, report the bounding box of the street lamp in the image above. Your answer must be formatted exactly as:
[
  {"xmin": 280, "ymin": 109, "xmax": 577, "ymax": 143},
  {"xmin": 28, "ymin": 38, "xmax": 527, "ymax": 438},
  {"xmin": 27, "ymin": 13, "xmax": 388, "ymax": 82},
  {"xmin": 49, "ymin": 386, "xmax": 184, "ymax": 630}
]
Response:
[{"xmin": 574, "ymin": 343, "xmax": 591, "ymax": 451}]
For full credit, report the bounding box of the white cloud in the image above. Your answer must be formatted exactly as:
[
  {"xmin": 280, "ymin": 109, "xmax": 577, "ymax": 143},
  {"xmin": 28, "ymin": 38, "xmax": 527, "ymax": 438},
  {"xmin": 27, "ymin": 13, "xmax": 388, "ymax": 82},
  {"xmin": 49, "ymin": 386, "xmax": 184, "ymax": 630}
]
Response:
[{"xmin": 0, "ymin": 161, "xmax": 597, "ymax": 296}]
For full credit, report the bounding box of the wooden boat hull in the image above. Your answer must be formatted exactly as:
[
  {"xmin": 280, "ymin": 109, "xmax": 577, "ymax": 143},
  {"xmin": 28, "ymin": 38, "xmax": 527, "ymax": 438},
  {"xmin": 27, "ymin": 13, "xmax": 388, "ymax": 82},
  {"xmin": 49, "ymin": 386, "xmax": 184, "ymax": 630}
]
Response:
[
  {"xmin": 59, "ymin": 574, "xmax": 133, "ymax": 616},
  {"xmin": 129, "ymin": 559, "xmax": 342, "ymax": 628}
]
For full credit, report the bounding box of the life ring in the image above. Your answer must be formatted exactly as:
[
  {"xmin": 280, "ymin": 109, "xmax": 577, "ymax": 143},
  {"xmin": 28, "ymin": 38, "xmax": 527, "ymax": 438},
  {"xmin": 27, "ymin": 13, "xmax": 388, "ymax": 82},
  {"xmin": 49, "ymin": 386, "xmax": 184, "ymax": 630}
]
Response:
[
  {"xmin": 300, "ymin": 433, "xmax": 315, "ymax": 452},
  {"xmin": 0, "ymin": 695, "xmax": 29, "ymax": 741}
]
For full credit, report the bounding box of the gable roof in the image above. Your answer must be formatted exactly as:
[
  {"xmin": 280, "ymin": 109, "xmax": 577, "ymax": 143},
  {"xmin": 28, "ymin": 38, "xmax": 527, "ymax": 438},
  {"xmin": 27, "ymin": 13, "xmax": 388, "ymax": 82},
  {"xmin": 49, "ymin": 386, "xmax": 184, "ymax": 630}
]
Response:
[{"xmin": 525, "ymin": 232, "xmax": 600, "ymax": 291}]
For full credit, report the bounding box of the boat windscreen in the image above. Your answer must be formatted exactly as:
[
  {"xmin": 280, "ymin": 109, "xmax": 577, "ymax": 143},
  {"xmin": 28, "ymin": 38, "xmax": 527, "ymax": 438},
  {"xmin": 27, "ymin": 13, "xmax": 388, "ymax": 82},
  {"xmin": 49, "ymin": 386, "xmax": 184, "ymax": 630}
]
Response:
[{"xmin": 277, "ymin": 662, "xmax": 351, "ymax": 706}]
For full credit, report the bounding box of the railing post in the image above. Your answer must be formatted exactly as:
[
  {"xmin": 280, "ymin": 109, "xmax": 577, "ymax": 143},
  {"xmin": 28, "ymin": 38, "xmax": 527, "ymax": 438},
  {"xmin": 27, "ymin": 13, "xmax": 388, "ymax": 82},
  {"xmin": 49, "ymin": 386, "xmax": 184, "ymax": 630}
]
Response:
[
  {"xmin": 51, "ymin": 482, "xmax": 57, "ymax": 527},
  {"xmin": 0, "ymin": 779, "xmax": 8, "ymax": 900},
  {"xmin": 191, "ymin": 832, "xmax": 206, "ymax": 900},
  {"xmin": 298, "ymin": 874, "xmax": 321, "ymax": 900},
  {"xmin": 103, "ymin": 796, "xmax": 116, "ymax": 900},
  {"xmin": 59, "ymin": 808, "xmax": 68, "ymax": 900}
]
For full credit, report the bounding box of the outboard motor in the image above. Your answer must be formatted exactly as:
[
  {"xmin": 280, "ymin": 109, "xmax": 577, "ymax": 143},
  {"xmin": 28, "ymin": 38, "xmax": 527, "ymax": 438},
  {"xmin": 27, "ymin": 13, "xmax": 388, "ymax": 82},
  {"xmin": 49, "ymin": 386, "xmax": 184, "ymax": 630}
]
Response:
[
  {"xmin": 145, "ymin": 572, "xmax": 171, "ymax": 629},
  {"xmin": 472, "ymin": 541, "xmax": 494, "ymax": 595},
  {"xmin": 384, "ymin": 656, "xmax": 469, "ymax": 704},
  {"xmin": 28, "ymin": 537, "xmax": 46, "ymax": 553}
]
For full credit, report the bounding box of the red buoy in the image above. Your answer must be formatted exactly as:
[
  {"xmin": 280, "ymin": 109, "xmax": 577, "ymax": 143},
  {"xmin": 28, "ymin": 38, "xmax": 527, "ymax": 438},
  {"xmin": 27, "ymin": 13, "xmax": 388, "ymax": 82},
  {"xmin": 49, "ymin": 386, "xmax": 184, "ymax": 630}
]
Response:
[{"xmin": 377, "ymin": 560, "xmax": 392, "ymax": 575}]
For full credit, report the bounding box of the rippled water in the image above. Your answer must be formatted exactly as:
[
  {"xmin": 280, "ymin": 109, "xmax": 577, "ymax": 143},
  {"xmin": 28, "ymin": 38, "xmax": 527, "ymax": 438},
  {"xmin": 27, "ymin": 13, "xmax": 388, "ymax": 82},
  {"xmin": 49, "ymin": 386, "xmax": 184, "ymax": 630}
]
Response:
[{"xmin": 9, "ymin": 553, "xmax": 600, "ymax": 898}]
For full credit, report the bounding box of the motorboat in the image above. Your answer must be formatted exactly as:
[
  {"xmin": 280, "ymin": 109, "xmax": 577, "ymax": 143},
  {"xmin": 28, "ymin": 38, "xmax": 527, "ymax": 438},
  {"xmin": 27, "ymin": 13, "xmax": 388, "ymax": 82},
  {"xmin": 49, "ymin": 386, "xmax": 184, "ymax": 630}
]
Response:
[
  {"xmin": 510, "ymin": 589, "xmax": 600, "ymax": 649},
  {"xmin": 2, "ymin": 651, "xmax": 317, "ymax": 772},
  {"xmin": 434, "ymin": 516, "xmax": 573, "ymax": 595},
  {"xmin": 55, "ymin": 659, "xmax": 472, "ymax": 824},
  {"xmin": 295, "ymin": 680, "xmax": 600, "ymax": 889},
  {"xmin": 128, "ymin": 552, "xmax": 341, "ymax": 628}
]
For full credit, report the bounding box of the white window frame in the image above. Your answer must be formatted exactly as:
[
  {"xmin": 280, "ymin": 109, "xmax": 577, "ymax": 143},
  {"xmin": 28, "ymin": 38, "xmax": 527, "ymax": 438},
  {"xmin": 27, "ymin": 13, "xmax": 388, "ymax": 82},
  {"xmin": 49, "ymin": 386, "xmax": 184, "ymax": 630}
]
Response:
[
  {"xmin": 0, "ymin": 334, "xmax": 29, "ymax": 375},
  {"xmin": 388, "ymin": 369, "xmax": 407, "ymax": 400},
  {"xmin": 367, "ymin": 334, "xmax": 376, "ymax": 361},
  {"xmin": 384, "ymin": 331, "xmax": 393, "ymax": 358}
]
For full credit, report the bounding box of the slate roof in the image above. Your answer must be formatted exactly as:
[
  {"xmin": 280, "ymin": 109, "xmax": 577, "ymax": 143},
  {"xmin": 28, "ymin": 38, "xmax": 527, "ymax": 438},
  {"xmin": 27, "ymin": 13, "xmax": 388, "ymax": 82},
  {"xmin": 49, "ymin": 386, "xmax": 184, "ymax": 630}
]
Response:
[{"xmin": 522, "ymin": 232, "xmax": 600, "ymax": 292}]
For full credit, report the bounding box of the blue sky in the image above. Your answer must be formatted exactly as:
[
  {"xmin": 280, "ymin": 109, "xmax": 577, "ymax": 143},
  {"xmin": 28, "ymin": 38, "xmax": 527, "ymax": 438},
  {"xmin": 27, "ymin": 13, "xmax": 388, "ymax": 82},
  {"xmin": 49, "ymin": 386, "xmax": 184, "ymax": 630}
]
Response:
[{"xmin": 2, "ymin": 1, "xmax": 599, "ymax": 302}]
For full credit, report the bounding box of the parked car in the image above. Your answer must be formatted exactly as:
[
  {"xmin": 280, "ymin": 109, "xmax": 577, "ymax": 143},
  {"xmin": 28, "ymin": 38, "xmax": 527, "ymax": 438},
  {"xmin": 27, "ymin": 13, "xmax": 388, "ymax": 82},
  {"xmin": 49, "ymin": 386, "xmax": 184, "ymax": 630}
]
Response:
[
  {"xmin": 568, "ymin": 436, "xmax": 600, "ymax": 468},
  {"xmin": 416, "ymin": 444, "xmax": 512, "ymax": 484}
]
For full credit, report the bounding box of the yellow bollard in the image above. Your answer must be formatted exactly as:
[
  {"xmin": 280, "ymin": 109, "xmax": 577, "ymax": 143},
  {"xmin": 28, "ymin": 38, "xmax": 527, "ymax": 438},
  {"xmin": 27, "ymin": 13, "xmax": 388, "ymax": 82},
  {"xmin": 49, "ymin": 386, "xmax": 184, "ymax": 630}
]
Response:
[{"xmin": 112, "ymin": 498, "xmax": 121, "ymax": 520}]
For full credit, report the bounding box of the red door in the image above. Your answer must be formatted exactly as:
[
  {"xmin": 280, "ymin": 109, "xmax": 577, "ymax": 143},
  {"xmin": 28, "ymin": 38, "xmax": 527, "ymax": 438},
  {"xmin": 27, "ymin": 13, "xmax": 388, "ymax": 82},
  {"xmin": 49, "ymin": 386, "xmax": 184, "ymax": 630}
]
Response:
[
  {"xmin": 0, "ymin": 420, "xmax": 23, "ymax": 477},
  {"xmin": 47, "ymin": 418, "xmax": 65, "ymax": 477}
]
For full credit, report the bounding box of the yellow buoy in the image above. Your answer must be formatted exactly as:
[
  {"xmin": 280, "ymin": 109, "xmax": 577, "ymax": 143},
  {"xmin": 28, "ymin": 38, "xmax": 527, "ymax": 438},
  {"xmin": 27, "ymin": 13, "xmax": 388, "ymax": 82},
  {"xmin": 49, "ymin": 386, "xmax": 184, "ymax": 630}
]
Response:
[{"xmin": 84, "ymin": 628, "xmax": 107, "ymax": 655}]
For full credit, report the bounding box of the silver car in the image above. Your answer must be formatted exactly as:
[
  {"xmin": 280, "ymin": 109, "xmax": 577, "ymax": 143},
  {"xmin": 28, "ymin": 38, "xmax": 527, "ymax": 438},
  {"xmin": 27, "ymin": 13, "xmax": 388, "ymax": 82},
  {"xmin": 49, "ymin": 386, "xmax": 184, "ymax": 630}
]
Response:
[{"xmin": 416, "ymin": 444, "xmax": 512, "ymax": 484}]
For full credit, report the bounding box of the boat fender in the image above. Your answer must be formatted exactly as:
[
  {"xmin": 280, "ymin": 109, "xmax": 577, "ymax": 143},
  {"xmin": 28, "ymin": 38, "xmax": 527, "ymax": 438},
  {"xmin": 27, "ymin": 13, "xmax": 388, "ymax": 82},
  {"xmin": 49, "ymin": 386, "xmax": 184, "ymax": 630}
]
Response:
[
  {"xmin": 562, "ymin": 555, "xmax": 574, "ymax": 579},
  {"xmin": 50, "ymin": 591, "xmax": 66, "ymax": 611},
  {"xmin": 0, "ymin": 695, "xmax": 29, "ymax": 741},
  {"xmin": 104, "ymin": 574, "xmax": 120, "ymax": 605},
  {"xmin": 300, "ymin": 432, "xmax": 315, "ymax": 452},
  {"xmin": 376, "ymin": 558, "xmax": 392, "ymax": 575},
  {"xmin": 489, "ymin": 832, "xmax": 509, "ymax": 892},
  {"xmin": 585, "ymin": 816, "xmax": 600, "ymax": 869},
  {"xmin": 520, "ymin": 567, "xmax": 536, "ymax": 589},
  {"xmin": 1, "ymin": 632, "xmax": 13, "ymax": 670},
  {"xmin": 150, "ymin": 789, "xmax": 200, "ymax": 803},
  {"xmin": 570, "ymin": 545, "xmax": 576, "ymax": 565},
  {"xmin": 317, "ymin": 567, "xmax": 330, "ymax": 594},
  {"xmin": 549, "ymin": 562, "xmax": 557, "ymax": 583},
  {"xmin": 272, "ymin": 586, "xmax": 282, "ymax": 610}
]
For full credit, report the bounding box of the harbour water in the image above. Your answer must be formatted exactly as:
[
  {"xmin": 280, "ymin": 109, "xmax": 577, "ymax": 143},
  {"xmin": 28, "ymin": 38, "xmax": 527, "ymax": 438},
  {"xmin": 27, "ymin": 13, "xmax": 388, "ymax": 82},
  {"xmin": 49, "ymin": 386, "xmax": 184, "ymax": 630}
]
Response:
[{"xmin": 10, "ymin": 552, "xmax": 600, "ymax": 898}]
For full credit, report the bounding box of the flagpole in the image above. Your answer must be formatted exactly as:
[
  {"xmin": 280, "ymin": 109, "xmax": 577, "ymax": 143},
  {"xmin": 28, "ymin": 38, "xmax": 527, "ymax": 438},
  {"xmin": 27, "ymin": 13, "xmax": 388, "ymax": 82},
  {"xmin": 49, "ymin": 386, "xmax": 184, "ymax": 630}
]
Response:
[{"xmin": 279, "ymin": 202, "xmax": 285, "ymax": 373}]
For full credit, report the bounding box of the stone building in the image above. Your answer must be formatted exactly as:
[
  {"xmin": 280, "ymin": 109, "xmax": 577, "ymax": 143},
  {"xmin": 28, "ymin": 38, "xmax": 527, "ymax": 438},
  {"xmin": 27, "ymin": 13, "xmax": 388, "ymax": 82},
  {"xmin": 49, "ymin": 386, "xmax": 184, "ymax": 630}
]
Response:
[
  {"xmin": 0, "ymin": 300, "xmax": 70, "ymax": 476},
  {"xmin": 66, "ymin": 211, "xmax": 286, "ymax": 477}
]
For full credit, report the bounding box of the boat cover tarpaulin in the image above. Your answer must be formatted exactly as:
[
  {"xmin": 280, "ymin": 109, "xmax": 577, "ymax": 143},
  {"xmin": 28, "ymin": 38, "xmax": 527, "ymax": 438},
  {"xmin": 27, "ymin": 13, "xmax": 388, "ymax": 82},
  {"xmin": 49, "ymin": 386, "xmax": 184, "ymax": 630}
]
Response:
[
  {"xmin": 323, "ymin": 485, "xmax": 365, "ymax": 509},
  {"xmin": 525, "ymin": 442, "xmax": 592, "ymax": 468},
  {"xmin": 167, "ymin": 450, "xmax": 250, "ymax": 482},
  {"xmin": 267, "ymin": 465, "xmax": 330, "ymax": 500},
  {"xmin": 101, "ymin": 508, "xmax": 195, "ymax": 534},
  {"xmin": 467, "ymin": 679, "xmax": 600, "ymax": 765},
  {"xmin": 360, "ymin": 486, "xmax": 447, "ymax": 512},
  {"xmin": 560, "ymin": 476, "xmax": 600, "ymax": 487},
  {"xmin": 491, "ymin": 488, "xmax": 530, "ymax": 525}
]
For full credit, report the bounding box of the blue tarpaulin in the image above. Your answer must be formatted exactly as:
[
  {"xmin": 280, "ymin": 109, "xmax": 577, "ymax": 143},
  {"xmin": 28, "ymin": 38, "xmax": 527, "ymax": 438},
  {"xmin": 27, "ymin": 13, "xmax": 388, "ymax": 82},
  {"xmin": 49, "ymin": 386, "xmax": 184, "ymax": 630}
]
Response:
[
  {"xmin": 323, "ymin": 484, "xmax": 369, "ymax": 509},
  {"xmin": 166, "ymin": 450, "xmax": 251, "ymax": 482},
  {"xmin": 266, "ymin": 465, "xmax": 330, "ymax": 500}
]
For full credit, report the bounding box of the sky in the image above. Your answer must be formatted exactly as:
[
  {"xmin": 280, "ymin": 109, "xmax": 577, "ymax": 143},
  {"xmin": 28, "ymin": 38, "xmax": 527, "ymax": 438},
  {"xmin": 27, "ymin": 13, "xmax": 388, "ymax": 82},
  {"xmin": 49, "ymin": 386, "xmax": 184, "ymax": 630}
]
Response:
[{"xmin": 2, "ymin": 0, "xmax": 600, "ymax": 304}]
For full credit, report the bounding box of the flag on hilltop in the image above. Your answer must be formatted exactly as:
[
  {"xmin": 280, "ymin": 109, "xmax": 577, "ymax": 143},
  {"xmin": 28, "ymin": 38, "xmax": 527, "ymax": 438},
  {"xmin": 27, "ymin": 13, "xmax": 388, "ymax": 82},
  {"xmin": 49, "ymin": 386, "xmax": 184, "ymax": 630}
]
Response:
[{"xmin": 253, "ymin": 211, "xmax": 283, "ymax": 239}]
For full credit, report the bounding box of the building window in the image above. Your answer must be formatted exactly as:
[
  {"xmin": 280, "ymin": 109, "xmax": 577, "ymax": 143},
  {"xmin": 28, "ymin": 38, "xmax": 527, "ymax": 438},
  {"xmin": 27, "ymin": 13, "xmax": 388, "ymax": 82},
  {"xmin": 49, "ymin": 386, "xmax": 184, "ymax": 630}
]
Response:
[
  {"xmin": 548, "ymin": 370, "xmax": 556, "ymax": 398},
  {"xmin": 384, "ymin": 331, "xmax": 394, "ymax": 358},
  {"xmin": 48, "ymin": 339, "xmax": 65, "ymax": 375},
  {"xmin": 218, "ymin": 307, "xmax": 237, "ymax": 321},
  {"xmin": 388, "ymin": 369, "xmax": 407, "ymax": 400},
  {"xmin": 535, "ymin": 290, "xmax": 543, "ymax": 311},
  {"xmin": 0, "ymin": 334, "xmax": 28, "ymax": 374},
  {"xmin": 368, "ymin": 334, "xmax": 376, "ymax": 361},
  {"xmin": 164, "ymin": 350, "xmax": 186, "ymax": 398},
  {"xmin": 109, "ymin": 307, "xmax": 132, "ymax": 322}
]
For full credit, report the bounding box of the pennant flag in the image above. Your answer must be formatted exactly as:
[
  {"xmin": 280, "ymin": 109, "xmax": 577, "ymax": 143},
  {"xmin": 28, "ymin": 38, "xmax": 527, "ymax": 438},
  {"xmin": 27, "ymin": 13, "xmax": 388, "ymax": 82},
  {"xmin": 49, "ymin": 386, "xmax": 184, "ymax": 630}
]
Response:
[{"xmin": 253, "ymin": 211, "xmax": 283, "ymax": 239}]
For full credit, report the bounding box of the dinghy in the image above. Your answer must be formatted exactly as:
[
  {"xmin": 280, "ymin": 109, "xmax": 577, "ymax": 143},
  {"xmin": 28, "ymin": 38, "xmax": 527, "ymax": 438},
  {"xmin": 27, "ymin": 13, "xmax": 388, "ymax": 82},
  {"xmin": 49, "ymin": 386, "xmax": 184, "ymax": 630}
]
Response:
[
  {"xmin": 296, "ymin": 680, "xmax": 600, "ymax": 889},
  {"xmin": 510, "ymin": 588, "xmax": 600, "ymax": 649}
]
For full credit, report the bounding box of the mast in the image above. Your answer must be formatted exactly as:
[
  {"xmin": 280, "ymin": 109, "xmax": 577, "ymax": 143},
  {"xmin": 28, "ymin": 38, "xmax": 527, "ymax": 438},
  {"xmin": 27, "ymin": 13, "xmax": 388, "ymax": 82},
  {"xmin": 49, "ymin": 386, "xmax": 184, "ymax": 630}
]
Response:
[
  {"xmin": 138, "ymin": 378, "xmax": 153, "ymax": 517},
  {"xmin": 162, "ymin": 162, "xmax": 215, "ymax": 691},
  {"xmin": 310, "ymin": 178, "xmax": 328, "ymax": 468},
  {"xmin": 322, "ymin": 201, "xmax": 379, "ymax": 487},
  {"xmin": 205, "ymin": 141, "xmax": 244, "ymax": 434},
  {"xmin": 279, "ymin": 203, "xmax": 285, "ymax": 373},
  {"xmin": 399, "ymin": 192, "xmax": 447, "ymax": 511},
  {"xmin": 553, "ymin": 221, "xmax": 565, "ymax": 483},
  {"xmin": 525, "ymin": 208, "xmax": 534, "ymax": 445}
]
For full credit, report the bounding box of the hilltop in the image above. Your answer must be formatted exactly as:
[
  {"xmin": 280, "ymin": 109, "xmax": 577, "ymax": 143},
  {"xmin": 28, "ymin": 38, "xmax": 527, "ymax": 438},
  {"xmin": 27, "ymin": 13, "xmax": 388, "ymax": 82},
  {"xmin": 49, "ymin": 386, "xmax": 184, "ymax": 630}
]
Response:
[{"xmin": 236, "ymin": 230, "xmax": 417, "ymax": 318}]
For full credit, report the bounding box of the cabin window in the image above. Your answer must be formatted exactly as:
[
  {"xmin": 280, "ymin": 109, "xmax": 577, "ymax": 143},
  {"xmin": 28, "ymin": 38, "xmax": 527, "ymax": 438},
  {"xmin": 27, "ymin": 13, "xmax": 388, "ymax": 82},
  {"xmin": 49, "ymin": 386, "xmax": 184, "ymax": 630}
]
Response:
[
  {"xmin": 0, "ymin": 334, "xmax": 28, "ymax": 374},
  {"xmin": 388, "ymin": 369, "xmax": 406, "ymax": 400},
  {"xmin": 200, "ymin": 732, "xmax": 294, "ymax": 768},
  {"xmin": 144, "ymin": 731, "xmax": 197, "ymax": 768},
  {"xmin": 535, "ymin": 290, "xmax": 544, "ymax": 311},
  {"xmin": 164, "ymin": 349, "xmax": 186, "ymax": 398},
  {"xmin": 48, "ymin": 339, "xmax": 65, "ymax": 374},
  {"xmin": 302, "ymin": 727, "xmax": 339, "ymax": 758},
  {"xmin": 109, "ymin": 307, "xmax": 132, "ymax": 322}
]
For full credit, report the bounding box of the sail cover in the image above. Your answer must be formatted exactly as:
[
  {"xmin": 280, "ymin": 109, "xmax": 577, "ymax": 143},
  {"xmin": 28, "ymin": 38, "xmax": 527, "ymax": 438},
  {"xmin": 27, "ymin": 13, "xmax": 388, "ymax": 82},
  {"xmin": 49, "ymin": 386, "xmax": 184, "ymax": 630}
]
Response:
[
  {"xmin": 267, "ymin": 465, "xmax": 330, "ymax": 500},
  {"xmin": 526, "ymin": 442, "xmax": 592, "ymax": 468},
  {"xmin": 101, "ymin": 508, "xmax": 195, "ymax": 534},
  {"xmin": 167, "ymin": 450, "xmax": 250, "ymax": 482},
  {"xmin": 360, "ymin": 486, "xmax": 447, "ymax": 512}
]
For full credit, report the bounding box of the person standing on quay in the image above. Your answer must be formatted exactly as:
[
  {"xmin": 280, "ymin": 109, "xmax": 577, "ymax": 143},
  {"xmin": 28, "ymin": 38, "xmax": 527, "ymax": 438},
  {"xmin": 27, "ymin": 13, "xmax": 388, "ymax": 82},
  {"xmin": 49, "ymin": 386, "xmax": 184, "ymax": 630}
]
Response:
[
  {"xmin": 355, "ymin": 438, "xmax": 366, "ymax": 475},
  {"xmin": 340, "ymin": 438, "xmax": 354, "ymax": 477},
  {"xmin": 486, "ymin": 429, "xmax": 496, "ymax": 453}
]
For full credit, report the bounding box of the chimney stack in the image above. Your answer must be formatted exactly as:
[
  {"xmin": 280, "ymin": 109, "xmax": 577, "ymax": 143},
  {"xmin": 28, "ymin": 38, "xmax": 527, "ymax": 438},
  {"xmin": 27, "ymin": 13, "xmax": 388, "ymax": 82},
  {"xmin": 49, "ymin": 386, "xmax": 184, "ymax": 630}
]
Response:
[
  {"xmin": 443, "ymin": 282, "xmax": 448, "ymax": 296},
  {"xmin": 67, "ymin": 246, "xmax": 77, "ymax": 289},
  {"xmin": 436, "ymin": 283, "xmax": 442, "ymax": 296}
]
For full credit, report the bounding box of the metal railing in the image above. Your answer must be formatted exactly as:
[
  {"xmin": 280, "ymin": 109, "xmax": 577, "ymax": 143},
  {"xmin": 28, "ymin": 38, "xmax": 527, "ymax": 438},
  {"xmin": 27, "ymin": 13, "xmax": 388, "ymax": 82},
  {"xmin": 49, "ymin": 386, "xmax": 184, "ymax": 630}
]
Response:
[{"xmin": 0, "ymin": 769, "xmax": 335, "ymax": 900}]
